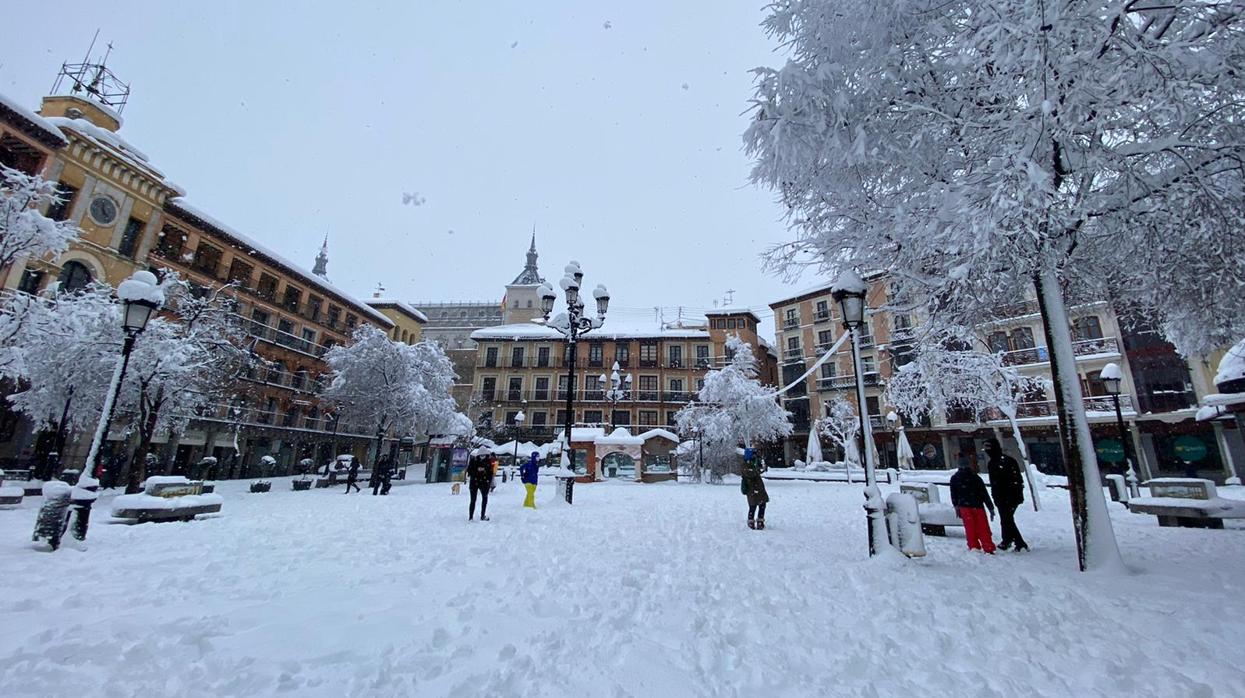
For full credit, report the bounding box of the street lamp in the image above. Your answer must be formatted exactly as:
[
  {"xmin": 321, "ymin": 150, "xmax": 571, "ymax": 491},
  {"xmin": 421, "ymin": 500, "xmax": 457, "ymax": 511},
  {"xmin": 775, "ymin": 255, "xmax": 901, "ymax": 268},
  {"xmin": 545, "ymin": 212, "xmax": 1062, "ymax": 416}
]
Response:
[
  {"xmin": 1100, "ymin": 362, "xmax": 1140, "ymax": 497},
  {"xmin": 83, "ymin": 270, "xmax": 164, "ymax": 491},
  {"xmin": 512, "ymin": 409, "xmax": 526, "ymax": 470},
  {"xmin": 538, "ymin": 263, "xmax": 610, "ymax": 484},
  {"xmin": 831, "ymin": 269, "xmax": 884, "ymax": 557},
  {"xmin": 598, "ymin": 361, "xmax": 632, "ymax": 431}
]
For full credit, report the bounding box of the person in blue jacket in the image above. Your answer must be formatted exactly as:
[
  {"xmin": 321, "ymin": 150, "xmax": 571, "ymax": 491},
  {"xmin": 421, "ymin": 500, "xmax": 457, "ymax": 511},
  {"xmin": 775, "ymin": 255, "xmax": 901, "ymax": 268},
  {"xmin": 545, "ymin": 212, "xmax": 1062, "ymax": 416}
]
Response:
[{"xmin": 521, "ymin": 452, "xmax": 540, "ymax": 508}]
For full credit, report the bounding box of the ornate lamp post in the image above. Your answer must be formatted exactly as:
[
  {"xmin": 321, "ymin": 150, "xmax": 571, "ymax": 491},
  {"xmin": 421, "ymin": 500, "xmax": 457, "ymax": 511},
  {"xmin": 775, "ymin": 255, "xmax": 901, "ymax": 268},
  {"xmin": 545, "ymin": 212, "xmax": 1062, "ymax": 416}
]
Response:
[
  {"xmin": 1100, "ymin": 362, "xmax": 1140, "ymax": 497},
  {"xmin": 512, "ymin": 409, "xmax": 526, "ymax": 470},
  {"xmin": 538, "ymin": 262, "xmax": 610, "ymax": 482},
  {"xmin": 83, "ymin": 270, "xmax": 163, "ymax": 489},
  {"xmin": 598, "ymin": 361, "xmax": 632, "ymax": 431},
  {"xmin": 831, "ymin": 269, "xmax": 885, "ymax": 557}
]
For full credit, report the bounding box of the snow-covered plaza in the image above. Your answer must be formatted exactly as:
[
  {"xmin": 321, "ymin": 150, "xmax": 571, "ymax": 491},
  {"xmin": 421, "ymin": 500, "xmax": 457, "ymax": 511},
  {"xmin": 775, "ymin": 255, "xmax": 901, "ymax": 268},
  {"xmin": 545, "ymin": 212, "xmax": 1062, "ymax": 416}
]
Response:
[{"xmin": 2, "ymin": 476, "xmax": 1243, "ymax": 697}]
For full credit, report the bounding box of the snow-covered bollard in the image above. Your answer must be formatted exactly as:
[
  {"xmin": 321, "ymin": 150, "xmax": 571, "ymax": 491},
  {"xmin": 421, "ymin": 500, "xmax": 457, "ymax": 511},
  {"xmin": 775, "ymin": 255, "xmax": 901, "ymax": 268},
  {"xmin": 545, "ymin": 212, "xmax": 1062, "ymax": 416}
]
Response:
[
  {"xmin": 32, "ymin": 481, "xmax": 72, "ymax": 550},
  {"xmin": 884, "ymin": 492, "xmax": 927, "ymax": 558},
  {"xmin": 0, "ymin": 470, "xmax": 23, "ymax": 507}
]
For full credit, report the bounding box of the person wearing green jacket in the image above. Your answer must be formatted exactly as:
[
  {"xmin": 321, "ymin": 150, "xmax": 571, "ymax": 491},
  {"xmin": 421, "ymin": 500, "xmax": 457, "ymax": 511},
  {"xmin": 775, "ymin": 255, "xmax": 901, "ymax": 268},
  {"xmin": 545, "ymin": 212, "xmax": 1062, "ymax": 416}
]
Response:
[{"xmin": 741, "ymin": 448, "xmax": 769, "ymax": 530}]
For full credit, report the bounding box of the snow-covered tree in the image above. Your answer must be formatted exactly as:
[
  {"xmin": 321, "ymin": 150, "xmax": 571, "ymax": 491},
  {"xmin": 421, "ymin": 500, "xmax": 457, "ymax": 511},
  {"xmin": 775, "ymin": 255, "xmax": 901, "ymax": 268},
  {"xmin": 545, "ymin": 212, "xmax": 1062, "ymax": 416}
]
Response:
[
  {"xmin": 321, "ymin": 325, "xmax": 461, "ymax": 463},
  {"xmin": 0, "ymin": 166, "xmax": 79, "ymax": 276},
  {"xmin": 1, "ymin": 284, "xmax": 118, "ymax": 438},
  {"xmin": 0, "ymin": 167, "xmax": 83, "ymax": 359},
  {"xmin": 885, "ymin": 341, "xmax": 1048, "ymax": 507},
  {"xmin": 116, "ymin": 280, "xmax": 257, "ymax": 491},
  {"xmin": 675, "ymin": 335, "xmax": 792, "ymax": 483},
  {"xmin": 817, "ymin": 396, "xmax": 859, "ymax": 459},
  {"xmin": 745, "ymin": 0, "xmax": 1245, "ymax": 570},
  {"xmin": 0, "ymin": 275, "xmax": 258, "ymax": 490}
]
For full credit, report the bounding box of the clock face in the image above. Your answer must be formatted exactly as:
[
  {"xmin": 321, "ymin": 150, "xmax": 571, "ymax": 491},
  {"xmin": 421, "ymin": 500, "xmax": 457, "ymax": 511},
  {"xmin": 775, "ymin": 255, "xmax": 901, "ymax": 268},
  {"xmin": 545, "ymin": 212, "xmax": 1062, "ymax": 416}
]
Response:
[{"xmin": 89, "ymin": 196, "xmax": 118, "ymax": 225}]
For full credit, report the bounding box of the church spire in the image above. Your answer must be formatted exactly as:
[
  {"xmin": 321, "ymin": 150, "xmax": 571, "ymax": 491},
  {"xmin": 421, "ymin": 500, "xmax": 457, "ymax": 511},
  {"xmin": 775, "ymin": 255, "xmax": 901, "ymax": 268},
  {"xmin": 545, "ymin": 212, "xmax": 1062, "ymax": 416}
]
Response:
[
  {"xmin": 312, "ymin": 233, "xmax": 330, "ymax": 279},
  {"xmin": 510, "ymin": 227, "xmax": 544, "ymax": 286}
]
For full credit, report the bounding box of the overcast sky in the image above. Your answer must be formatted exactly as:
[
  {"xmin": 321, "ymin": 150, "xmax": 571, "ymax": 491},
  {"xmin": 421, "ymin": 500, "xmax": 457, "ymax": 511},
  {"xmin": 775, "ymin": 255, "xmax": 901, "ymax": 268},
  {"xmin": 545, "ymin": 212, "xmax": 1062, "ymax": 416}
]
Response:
[{"xmin": 2, "ymin": 2, "xmax": 817, "ymax": 334}]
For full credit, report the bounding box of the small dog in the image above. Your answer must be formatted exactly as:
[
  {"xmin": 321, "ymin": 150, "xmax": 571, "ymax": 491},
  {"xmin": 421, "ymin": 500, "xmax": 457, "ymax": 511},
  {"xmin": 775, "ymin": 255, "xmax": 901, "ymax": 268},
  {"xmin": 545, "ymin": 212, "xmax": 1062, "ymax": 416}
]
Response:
[{"xmin": 451, "ymin": 482, "xmax": 462, "ymax": 495}]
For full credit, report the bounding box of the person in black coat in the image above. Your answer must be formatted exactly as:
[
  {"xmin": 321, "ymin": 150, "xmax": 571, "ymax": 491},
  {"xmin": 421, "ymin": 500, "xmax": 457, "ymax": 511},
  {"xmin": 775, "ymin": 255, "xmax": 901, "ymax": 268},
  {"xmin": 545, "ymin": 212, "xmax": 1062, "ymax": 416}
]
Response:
[
  {"xmin": 985, "ymin": 438, "xmax": 1029, "ymax": 551},
  {"xmin": 467, "ymin": 453, "xmax": 492, "ymax": 521},
  {"xmin": 344, "ymin": 456, "xmax": 361, "ymax": 494},
  {"xmin": 949, "ymin": 455, "xmax": 996, "ymax": 553}
]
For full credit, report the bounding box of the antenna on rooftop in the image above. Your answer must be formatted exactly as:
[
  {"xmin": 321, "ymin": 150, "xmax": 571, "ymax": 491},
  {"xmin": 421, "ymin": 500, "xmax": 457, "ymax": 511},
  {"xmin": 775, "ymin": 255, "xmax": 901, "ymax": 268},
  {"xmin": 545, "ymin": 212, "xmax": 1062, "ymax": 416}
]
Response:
[
  {"xmin": 51, "ymin": 30, "xmax": 131, "ymax": 114},
  {"xmin": 723, "ymin": 289, "xmax": 735, "ymax": 306},
  {"xmin": 374, "ymin": 282, "xmax": 386, "ymax": 298}
]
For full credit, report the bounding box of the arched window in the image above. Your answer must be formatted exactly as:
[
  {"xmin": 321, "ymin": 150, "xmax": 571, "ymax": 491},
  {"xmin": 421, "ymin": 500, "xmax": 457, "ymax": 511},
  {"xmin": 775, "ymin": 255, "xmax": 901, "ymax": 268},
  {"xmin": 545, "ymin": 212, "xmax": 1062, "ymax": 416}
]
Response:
[
  {"xmin": 58, "ymin": 261, "xmax": 93, "ymax": 293},
  {"xmin": 401, "ymin": 330, "xmax": 409, "ymax": 342}
]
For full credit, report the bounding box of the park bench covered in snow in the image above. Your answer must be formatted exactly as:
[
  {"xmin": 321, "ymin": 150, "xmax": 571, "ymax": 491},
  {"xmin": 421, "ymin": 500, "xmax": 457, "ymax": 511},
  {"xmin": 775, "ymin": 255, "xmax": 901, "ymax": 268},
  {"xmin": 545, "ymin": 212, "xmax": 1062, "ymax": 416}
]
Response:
[
  {"xmin": 1127, "ymin": 478, "xmax": 1245, "ymax": 529},
  {"xmin": 110, "ymin": 476, "xmax": 223, "ymax": 524},
  {"xmin": 902, "ymin": 482, "xmax": 963, "ymax": 536}
]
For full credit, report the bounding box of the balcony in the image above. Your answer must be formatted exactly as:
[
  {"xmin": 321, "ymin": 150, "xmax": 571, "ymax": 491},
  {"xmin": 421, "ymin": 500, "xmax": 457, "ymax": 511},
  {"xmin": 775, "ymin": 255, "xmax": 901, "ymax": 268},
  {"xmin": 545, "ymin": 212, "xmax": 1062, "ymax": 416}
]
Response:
[
  {"xmin": 662, "ymin": 391, "xmax": 693, "ymax": 403},
  {"xmin": 817, "ymin": 373, "xmax": 881, "ymax": 391},
  {"xmin": 856, "ymin": 334, "xmax": 875, "ymax": 350},
  {"xmin": 238, "ymin": 314, "xmax": 322, "ymax": 357},
  {"xmin": 999, "ymin": 336, "xmax": 1119, "ymax": 367},
  {"xmin": 784, "ymin": 349, "xmax": 804, "ymax": 361},
  {"xmin": 637, "ymin": 390, "xmax": 660, "ymax": 402},
  {"xmin": 695, "ymin": 358, "xmax": 712, "ymax": 369},
  {"xmin": 614, "ymin": 358, "xmax": 629, "ymax": 368},
  {"xmin": 667, "ymin": 359, "xmax": 683, "ymax": 369},
  {"xmin": 784, "ymin": 318, "xmax": 800, "ymax": 330},
  {"xmin": 639, "ymin": 359, "xmax": 659, "ymax": 368},
  {"xmin": 1011, "ymin": 394, "xmax": 1134, "ymax": 420},
  {"xmin": 587, "ymin": 357, "xmax": 604, "ymax": 368},
  {"xmin": 814, "ymin": 311, "xmax": 831, "ymax": 323},
  {"xmin": 815, "ymin": 343, "xmax": 834, "ymax": 355},
  {"xmin": 985, "ymin": 299, "xmax": 1041, "ymax": 321}
]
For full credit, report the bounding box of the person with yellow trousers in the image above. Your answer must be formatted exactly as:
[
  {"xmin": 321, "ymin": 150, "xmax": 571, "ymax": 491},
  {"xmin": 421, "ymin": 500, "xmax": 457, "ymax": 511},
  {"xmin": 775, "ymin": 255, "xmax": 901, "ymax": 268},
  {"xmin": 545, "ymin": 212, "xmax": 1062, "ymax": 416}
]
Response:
[{"xmin": 520, "ymin": 452, "xmax": 540, "ymax": 508}]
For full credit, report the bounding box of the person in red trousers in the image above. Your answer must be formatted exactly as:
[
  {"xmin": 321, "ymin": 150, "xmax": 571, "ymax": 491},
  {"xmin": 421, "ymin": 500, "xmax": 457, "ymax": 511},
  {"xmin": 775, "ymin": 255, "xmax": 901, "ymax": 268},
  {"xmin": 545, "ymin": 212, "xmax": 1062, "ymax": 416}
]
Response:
[{"xmin": 949, "ymin": 453, "xmax": 996, "ymax": 553}]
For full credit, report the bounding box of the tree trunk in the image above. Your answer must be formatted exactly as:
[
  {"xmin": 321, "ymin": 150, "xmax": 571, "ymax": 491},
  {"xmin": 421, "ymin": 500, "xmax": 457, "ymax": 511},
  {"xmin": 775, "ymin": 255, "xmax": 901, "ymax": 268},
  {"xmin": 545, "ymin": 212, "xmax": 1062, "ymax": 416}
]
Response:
[
  {"xmin": 126, "ymin": 390, "xmax": 165, "ymax": 494},
  {"xmin": 1033, "ymin": 269, "xmax": 1124, "ymax": 572}
]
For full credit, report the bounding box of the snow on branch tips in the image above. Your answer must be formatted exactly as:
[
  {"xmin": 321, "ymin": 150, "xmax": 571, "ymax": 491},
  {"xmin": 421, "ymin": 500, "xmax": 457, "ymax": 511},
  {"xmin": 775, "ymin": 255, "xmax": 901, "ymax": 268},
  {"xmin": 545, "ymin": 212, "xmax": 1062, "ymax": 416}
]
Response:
[{"xmin": 0, "ymin": 166, "xmax": 81, "ymax": 271}]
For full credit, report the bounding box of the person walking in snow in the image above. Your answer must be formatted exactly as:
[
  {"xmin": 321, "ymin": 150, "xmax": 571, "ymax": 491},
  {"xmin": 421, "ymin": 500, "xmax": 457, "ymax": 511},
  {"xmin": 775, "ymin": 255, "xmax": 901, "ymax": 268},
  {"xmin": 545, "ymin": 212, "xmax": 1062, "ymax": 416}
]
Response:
[
  {"xmin": 344, "ymin": 455, "xmax": 361, "ymax": 494},
  {"xmin": 741, "ymin": 448, "xmax": 769, "ymax": 530},
  {"xmin": 950, "ymin": 455, "xmax": 996, "ymax": 553},
  {"xmin": 371, "ymin": 455, "xmax": 390, "ymax": 496},
  {"xmin": 520, "ymin": 451, "xmax": 540, "ymax": 509},
  {"xmin": 467, "ymin": 452, "xmax": 492, "ymax": 521},
  {"xmin": 985, "ymin": 438, "xmax": 1029, "ymax": 551}
]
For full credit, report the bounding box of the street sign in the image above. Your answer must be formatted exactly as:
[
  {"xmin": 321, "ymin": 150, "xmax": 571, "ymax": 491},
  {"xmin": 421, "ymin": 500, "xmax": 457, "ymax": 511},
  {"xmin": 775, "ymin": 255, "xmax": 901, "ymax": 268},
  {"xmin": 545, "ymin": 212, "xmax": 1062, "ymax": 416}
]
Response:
[
  {"xmin": 1095, "ymin": 438, "xmax": 1125, "ymax": 463},
  {"xmin": 1173, "ymin": 435, "xmax": 1209, "ymax": 462}
]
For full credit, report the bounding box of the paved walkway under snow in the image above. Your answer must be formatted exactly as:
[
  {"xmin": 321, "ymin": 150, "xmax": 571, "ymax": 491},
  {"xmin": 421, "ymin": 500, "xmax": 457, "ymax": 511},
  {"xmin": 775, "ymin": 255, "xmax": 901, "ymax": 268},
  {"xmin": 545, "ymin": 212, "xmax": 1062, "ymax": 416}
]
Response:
[{"xmin": 1, "ymin": 476, "xmax": 1243, "ymax": 697}]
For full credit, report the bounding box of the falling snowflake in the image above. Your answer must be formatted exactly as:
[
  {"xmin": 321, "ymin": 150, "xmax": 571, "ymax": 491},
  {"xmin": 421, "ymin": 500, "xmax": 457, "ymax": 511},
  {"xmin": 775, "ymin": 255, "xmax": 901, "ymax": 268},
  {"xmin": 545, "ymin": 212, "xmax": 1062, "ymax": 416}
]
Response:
[
  {"xmin": 402, "ymin": 192, "xmax": 427, "ymax": 206},
  {"xmin": 510, "ymin": 40, "xmax": 519, "ymax": 48},
  {"xmin": 681, "ymin": 83, "xmax": 690, "ymax": 90},
  {"xmin": 603, "ymin": 21, "xmax": 612, "ymax": 29}
]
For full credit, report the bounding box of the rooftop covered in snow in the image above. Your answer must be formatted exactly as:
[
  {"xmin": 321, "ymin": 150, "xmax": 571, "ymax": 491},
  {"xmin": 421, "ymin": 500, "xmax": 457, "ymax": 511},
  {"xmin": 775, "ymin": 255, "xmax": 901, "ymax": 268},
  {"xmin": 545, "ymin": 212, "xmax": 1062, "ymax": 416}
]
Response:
[
  {"xmin": 0, "ymin": 91, "xmax": 67, "ymax": 148},
  {"xmin": 365, "ymin": 298, "xmax": 429, "ymax": 324},
  {"xmin": 471, "ymin": 319, "xmax": 711, "ymax": 342},
  {"xmin": 166, "ymin": 200, "xmax": 393, "ymax": 329}
]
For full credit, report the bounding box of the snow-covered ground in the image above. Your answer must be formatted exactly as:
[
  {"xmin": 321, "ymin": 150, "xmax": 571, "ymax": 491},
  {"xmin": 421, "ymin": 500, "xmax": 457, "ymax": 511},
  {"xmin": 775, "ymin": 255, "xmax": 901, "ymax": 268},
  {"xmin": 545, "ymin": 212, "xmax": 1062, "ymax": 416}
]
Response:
[{"xmin": 2, "ymin": 476, "xmax": 1244, "ymax": 697}]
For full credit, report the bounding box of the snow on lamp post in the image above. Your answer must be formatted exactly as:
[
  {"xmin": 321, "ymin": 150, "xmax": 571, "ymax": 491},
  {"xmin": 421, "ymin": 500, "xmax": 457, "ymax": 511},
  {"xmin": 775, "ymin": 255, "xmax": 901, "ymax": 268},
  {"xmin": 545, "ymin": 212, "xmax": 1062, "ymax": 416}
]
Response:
[
  {"xmin": 538, "ymin": 265, "xmax": 609, "ymax": 495},
  {"xmin": 82, "ymin": 270, "xmax": 164, "ymax": 488},
  {"xmin": 832, "ymin": 269, "xmax": 885, "ymax": 557},
  {"xmin": 1099, "ymin": 362, "xmax": 1140, "ymax": 497},
  {"xmin": 598, "ymin": 361, "xmax": 631, "ymax": 431},
  {"xmin": 512, "ymin": 409, "xmax": 525, "ymax": 468}
]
